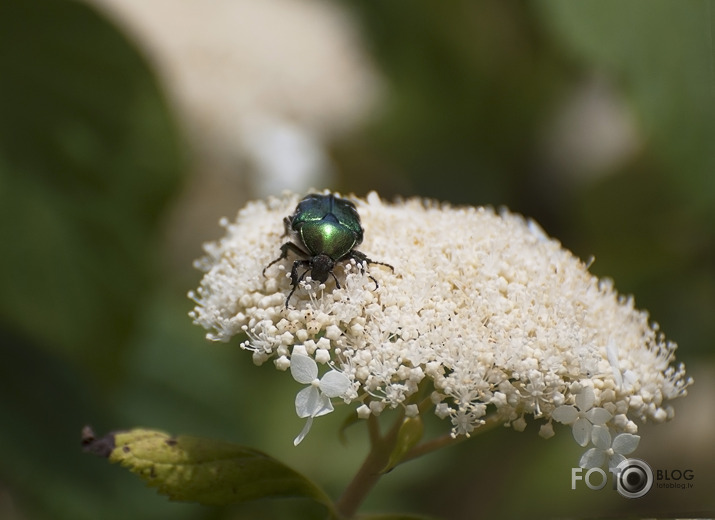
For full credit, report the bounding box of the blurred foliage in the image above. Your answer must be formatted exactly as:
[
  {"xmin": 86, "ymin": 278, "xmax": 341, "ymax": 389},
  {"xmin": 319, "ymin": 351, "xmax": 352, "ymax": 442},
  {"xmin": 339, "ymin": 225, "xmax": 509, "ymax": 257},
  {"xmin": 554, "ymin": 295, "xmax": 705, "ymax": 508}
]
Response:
[
  {"xmin": 539, "ymin": 0, "xmax": 715, "ymax": 211},
  {"xmin": 0, "ymin": 0, "xmax": 189, "ymax": 518},
  {"xmin": 0, "ymin": 0, "xmax": 185, "ymax": 383},
  {"xmin": 336, "ymin": 0, "xmax": 569, "ymax": 209},
  {"xmin": 1, "ymin": 0, "xmax": 713, "ymax": 519}
]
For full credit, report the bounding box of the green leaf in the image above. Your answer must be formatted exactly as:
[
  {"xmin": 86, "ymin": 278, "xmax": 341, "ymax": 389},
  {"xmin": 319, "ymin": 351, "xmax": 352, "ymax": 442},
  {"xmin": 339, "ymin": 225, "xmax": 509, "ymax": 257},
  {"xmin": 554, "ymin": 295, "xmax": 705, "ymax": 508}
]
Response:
[
  {"xmin": 383, "ymin": 417, "xmax": 424, "ymax": 473},
  {"xmin": 82, "ymin": 427, "xmax": 335, "ymax": 511}
]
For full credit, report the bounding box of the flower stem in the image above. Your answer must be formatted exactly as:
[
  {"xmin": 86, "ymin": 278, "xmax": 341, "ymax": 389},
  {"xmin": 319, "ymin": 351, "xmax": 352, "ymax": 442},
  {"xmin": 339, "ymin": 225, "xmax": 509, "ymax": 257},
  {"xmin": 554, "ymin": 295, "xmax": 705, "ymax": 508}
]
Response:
[
  {"xmin": 335, "ymin": 412, "xmax": 504, "ymax": 518},
  {"xmin": 335, "ymin": 412, "xmax": 404, "ymax": 519},
  {"xmin": 402, "ymin": 413, "xmax": 503, "ymax": 463}
]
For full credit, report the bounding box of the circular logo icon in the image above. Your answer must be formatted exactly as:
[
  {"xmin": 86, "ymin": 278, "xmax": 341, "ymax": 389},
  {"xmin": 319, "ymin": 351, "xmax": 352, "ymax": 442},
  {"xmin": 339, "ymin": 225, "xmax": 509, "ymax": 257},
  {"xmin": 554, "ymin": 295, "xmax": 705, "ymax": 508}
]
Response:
[{"xmin": 615, "ymin": 458, "xmax": 653, "ymax": 498}]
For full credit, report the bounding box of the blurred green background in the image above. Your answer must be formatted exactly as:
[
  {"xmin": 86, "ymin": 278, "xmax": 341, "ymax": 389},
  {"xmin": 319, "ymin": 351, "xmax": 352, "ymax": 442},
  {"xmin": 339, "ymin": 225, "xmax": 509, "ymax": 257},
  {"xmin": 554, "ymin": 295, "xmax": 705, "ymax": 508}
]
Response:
[{"xmin": 1, "ymin": 0, "xmax": 713, "ymax": 518}]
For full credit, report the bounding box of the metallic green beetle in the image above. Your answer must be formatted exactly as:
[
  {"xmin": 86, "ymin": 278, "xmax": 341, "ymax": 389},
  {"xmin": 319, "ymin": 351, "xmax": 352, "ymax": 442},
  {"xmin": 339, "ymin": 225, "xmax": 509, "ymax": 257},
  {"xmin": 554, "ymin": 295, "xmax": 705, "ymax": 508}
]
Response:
[{"xmin": 263, "ymin": 193, "xmax": 393, "ymax": 307}]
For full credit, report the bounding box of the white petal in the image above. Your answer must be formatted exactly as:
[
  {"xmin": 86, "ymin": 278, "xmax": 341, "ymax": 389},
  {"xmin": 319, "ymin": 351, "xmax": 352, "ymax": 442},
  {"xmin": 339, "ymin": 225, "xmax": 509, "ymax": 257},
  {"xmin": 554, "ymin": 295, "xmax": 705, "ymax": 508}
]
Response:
[
  {"xmin": 552, "ymin": 405, "xmax": 578, "ymax": 424},
  {"xmin": 291, "ymin": 354, "xmax": 318, "ymax": 384},
  {"xmin": 606, "ymin": 339, "xmax": 620, "ymax": 370},
  {"xmin": 591, "ymin": 425, "xmax": 612, "ymax": 450},
  {"xmin": 606, "ymin": 340, "xmax": 623, "ymax": 389},
  {"xmin": 623, "ymin": 370, "xmax": 638, "ymax": 388},
  {"xmin": 295, "ymin": 386, "xmax": 323, "ymax": 418},
  {"xmin": 572, "ymin": 418, "xmax": 592, "ymax": 447},
  {"xmin": 579, "ymin": 448, "xmax": 606, "ymax": 469},
  {"xmin": 312, "ymin": 394, "xmax": 334, "ymax": 418},
  {"xmin": 612, "ymin": 433, "xmax": 640, "ymax": 455},
  {"xmin": 294, "ymin": 417, "xmax": 314, "ymax": 446},
  {"xmin": 608, "ymin": 453, "xmax": 626, "ymax": 470},
  {"xmin": 319, "ymin": 370, "xmax": 351, "ymax": 397},
  {"xmin": 575, "ymin": 386, "xmax": 595, "ymax": 412},
  {"xmin": 585, "ymin": 407, "xmax": 612, "ymax": 426}
]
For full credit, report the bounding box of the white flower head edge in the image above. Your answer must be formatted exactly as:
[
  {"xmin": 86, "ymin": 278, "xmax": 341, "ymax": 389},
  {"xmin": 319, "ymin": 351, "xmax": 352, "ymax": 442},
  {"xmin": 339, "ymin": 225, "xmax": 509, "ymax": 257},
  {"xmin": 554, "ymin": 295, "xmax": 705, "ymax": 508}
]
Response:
[{"xmin": 290, "ymin": 350, "xmax": 351, "ymax": 445}]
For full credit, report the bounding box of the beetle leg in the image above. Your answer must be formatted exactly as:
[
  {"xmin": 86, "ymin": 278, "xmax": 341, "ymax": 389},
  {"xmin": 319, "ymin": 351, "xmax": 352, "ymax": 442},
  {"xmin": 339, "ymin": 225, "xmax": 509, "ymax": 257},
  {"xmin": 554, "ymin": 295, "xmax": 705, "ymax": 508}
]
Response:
[
  {"xmin": 263, "ymin": 241, "xmax": 307, "ymax": 277},
  {"xmin": 330, "ymin": 271, "xmax": 341, "ymax": 289},
  {"xmin": 367, "ymin": 259, "xmax": 395, "ymax": 271},
  {"xmin": 285, "ymin": 285, "xmax": 298, "ymax": 308},
  {"xmin": 348, "ymin": 250, "xmax": 393, "ymax": 291},
  {"xmin": 290, "ymin": 259, "xmax": 312, "ymax": 288},
  {"xmin": 350, "ymin": 250, "xmax": 394, "ymax": 272},
  {"xmin": 285, "ymin": 260, "xmax": 312, "ymax": 307},
  {"xmin": 281, "ymin": 216, "xmax": 292, "ymax": 237}
]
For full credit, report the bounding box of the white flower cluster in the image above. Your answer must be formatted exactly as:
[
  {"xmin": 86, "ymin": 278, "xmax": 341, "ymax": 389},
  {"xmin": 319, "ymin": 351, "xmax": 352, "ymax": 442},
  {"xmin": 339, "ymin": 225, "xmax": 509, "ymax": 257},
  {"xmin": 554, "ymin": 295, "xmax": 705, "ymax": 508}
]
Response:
[{"xmin": 189, "ymin": 192, "xmax": 691, "ymax": 456}]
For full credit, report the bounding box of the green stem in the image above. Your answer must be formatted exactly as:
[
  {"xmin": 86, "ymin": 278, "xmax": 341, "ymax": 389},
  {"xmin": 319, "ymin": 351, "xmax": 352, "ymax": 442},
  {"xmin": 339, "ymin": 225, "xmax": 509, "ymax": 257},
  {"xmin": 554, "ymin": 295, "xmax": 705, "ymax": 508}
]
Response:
[
  {"xmin": 335, "ymin": 412, "xmax": 404, "ymax": 519},
  {"xmin": 401, "ymin": 432, "xmax": 465, "ymax": 463},
  {"xmin": 335, "ymin": 411, "xmax": 505, "ymax": 518},
  {"xmin": 403, "ymin": 412, "xmax": 504, "ymax": 462}
]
